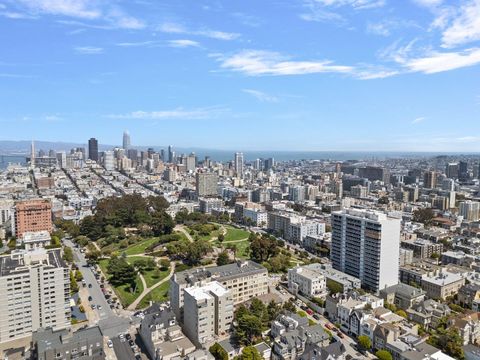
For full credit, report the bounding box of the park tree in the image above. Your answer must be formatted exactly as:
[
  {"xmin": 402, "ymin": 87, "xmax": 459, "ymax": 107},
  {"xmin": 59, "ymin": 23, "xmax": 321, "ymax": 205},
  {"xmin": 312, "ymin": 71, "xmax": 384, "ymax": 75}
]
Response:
[
  {"xmin": 249, "ymin": 233, "xmax": 279, "ymax": 262},
  {"xmin": 107, "ymin": 257, "xmax": 136, "ymax": 286},
  {"xmin": 235, "ymin": 314, "xmax": 263, "ymax": 345},
  {"xmin": 217, "ymin": 250, "xmax": 231, "ymax": 266}
]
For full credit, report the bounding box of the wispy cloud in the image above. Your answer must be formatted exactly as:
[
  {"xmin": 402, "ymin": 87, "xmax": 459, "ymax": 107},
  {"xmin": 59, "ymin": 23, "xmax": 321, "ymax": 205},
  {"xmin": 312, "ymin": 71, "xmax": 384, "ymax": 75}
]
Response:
[
  {"xmin": 158, "ymin": 22, "xmax": 240, "ymax": 41},
  {"xmin": 74, "ymin": 46, "xmax": 104, "ymax": 55},
  {"xmin": 311, "ymin": 0, "xmax": 386, "ymax": 9},
  {"xmin": 0, "ymin": 73, "xmax": 36, "ymax": 78},
  {"xmin": 167, "ymin": 39, "xmax": 200, "ymax": 48},
  {"xmin": 299, "ymin": 0, "xmax": 385, "ymax": 24},
  {"xmin": 106, "ymin": 107, "xmax": 228, "ymax": 120},
  {"xmin": 9, "ymin": 0, "xmax": 145, "ymax": 29},
  {"xmin": 412, "ymin": 116, "xmax": 426, "ymax": 124},
  {"xmin": 242, "ymin": 89, "xmax": 279, "ymax": 102},
  {"xmin": 116, "ymin": 41, "xmax": 157, "ymax": 47},
  {"xmin": 441, "ymin": 0, "xmax": 480, "ymax": 48},
  {"xmin": 215, "ymin": 50, "xmax": 397, "ymax": 79},
  {"xmin": 367, "ymin": 19, "xmax": 420, "ymax": 37},
  {"xmin": 402, "ymin": 48, "xmax": 480, "ymax": 74},
  {"xmin": 216, "ymin": 50, "xmax": 354, "ymax": 76}
]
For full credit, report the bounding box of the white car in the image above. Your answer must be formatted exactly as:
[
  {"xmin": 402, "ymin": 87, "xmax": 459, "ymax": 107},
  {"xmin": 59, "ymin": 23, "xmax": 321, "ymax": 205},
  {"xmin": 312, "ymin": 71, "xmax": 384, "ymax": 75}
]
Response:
[{"xmin": 107, "ymin": 340, "xmax": 113, "ymax": 348}]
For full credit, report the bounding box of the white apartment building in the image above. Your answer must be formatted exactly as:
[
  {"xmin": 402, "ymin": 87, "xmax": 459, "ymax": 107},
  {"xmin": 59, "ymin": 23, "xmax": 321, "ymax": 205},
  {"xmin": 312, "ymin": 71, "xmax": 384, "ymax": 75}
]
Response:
[
  {"xmin": 183, "ymin": 281, "xmax": 233, "ymax": 347},
  {"xmin": 268, "ymin": 211, "xmax": 325, "ymax": 244},
  {"xmin": 21, "ymin": 231, "xmax": 51, "ymax": 250},
  {"xmin": 0, "ymin": 249, "xmax": 70, "ymax": 344},
  {"xmin": 331, "ymin": 208, "xmax": 401, "ymax": 292},
  {"xmin": 170, "ymin": 260, "xmax": 268, "ymax": 320},
  {"xmin": 459, "ymin": 201, "xmax": 480, "ymax": 222},
  {"xmin": 288, "ymin": 266, "xmax": 327, "ymax": 298}
]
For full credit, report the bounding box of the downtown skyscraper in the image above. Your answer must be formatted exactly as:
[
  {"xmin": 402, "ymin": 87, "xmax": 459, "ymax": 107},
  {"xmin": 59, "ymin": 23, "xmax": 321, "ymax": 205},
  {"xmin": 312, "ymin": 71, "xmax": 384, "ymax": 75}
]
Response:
[
  {"xmin": 234, "ymin": 152, "xmax": 244, "ymax": 179},
  {"xmin": 122, "ymin": 131, "xmax": 131, "ymax": 150},
  {"xmin": 88, "ymin": 138, "xmax": 98, "ymax": 162}
]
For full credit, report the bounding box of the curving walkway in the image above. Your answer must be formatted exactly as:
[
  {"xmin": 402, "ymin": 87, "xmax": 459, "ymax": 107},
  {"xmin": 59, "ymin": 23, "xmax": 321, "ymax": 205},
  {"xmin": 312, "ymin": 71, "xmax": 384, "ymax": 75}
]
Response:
[
  {"xmin": 175, "ymin": 225, "xmax": 194, "ymax": 243},
  {"xmin": 127, "ymin": 261, "xmax": 175, "ymax": 310}
]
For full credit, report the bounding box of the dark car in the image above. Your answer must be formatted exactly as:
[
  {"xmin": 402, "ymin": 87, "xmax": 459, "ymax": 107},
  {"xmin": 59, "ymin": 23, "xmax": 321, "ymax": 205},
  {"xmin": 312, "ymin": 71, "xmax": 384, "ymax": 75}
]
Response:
[
  {"xmin": 88, "ymin": 296, "xmax": 93, "ymax": 301},
  {"xmin": 88, "ymin": 284, "xmax": 92, "ymax": 288},
  {"xmin": 126, "ymin": 333, "xmax": 132, "ymax": 340},
  {"xmin": 313, "ymin": 314, "xmax": 321, "ymax": 320},
  {"xmin": 129, "ymin": 339, "xmax": 135, "ymax": 347}
]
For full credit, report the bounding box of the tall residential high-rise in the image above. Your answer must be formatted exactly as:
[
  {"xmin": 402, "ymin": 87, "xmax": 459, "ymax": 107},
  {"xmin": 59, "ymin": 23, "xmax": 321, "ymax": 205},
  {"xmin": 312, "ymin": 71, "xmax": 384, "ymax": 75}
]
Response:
[
  {"xmin": 103, "ymin": 151, "xmax": 115, "ymax": 171},
  {"xmin": 88, "ymin": 138, "xmax": 99, "ymax": 162},
  {"xmin": 196, "ymin": 173, "xmax": 218, "ymax": 197},
  {"xmin": 0, "ymin": 249, "xmax": 71, "ymax": 344},
  {"xmin": 122, "ymin": 130, "xmax": 131, "ymax": 150},
  {"xmin": 14, "ymin": 199, "xmax": 53, "ymax": 238},
  {"xmin": 423, "ymin": 171, "xmax": 437, "ymax": 189},
  {"xmin": 186, "ymin": 153, "xmax": 196, "ymax": 172},
  {"xmin": 330, "ymin": 208, "xmax": 401, "ymax": 292},
  {"xmin": 234, "ymin": 152, "xmax": 244, "ymax": 179}
]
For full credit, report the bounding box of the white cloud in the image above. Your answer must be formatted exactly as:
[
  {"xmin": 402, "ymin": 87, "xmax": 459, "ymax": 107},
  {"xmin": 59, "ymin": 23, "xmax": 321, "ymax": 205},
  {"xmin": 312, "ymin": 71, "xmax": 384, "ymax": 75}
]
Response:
[
  {"xmin": 167, "ymin": 39, "xmax": 200, "ymax": 48},
  {"xmin": 441, "ymin": 0, "xmax": 480, "ymax": 48},
  {"xmin": 217, "ymin": 50, "xmax": 353, "ymax": 76},
  {"xmin": 412, "ymin": 116, "xmax": 426, "ymax": 124},
  {"xmin": 242, "ymin": 89, "xmax": 279, "ymax": 102},
  {"xmin": 412, "ymin": 0, "xmax": 443, "ymax": 8},
  {"xmin": 402, "ymin": 48, "xmax": 480, "ymax": 73},
  {"xmin": 158, "ymin": 22, "xmax": 239, "ymax": 41},
  {"xmin": 310, "ymin": 0, "xmax": 385, "ymax": 9},
  {"xmin": 106, "ymin": 107, "xmax": 227, "ymax": 120},
  {"xmin": 216, "ymin": 49, "xmax": 397, "ymax": 79},
  {"xmin": 116, "ymin": 41, "xmax": 157, "ymax": 47},
  {"xmin": 74, "ymin": 46, "xmax": 104, "ymax": 54},
  {"xmin": 11, "ymin": 0, "xmax": 145, "ymax": 29},
  {"xmin": 367, "ymin": 19, "xmax": 420, "ymax": 37}
]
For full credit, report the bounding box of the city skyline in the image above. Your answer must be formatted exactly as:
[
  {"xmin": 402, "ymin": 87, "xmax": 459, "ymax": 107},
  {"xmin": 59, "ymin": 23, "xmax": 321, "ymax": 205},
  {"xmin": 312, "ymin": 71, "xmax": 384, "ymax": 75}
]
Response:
[{"xmin": 0, "ymin": 0, "xmax": 479, "ymax": 151}]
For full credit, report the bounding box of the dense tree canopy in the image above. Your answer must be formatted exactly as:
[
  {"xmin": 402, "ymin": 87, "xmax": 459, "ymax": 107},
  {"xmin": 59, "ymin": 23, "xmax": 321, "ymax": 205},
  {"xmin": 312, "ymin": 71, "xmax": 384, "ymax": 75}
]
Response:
[
  {"xmin": 249, "ymin": 233, "xmax": 279, "ymax": 263},
  {"xmin": 107, "ymin": 256, "xmax": 136, "ymax": 286},
  {"xmin": 79, "ymin": 194, "xmax": 172, "ymax": 241}
]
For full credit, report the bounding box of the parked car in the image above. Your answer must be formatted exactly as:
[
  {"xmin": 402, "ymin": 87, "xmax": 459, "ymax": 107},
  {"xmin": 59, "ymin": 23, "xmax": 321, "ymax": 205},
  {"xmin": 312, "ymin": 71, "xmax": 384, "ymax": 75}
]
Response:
[
  {"xmin": 88, "ymin": 284, "xmax": 92, "ymax": 288},
  {"xmin": 119, "ymin": 334, "xmax": 125, "ymax": 342},
  {"xmin": 126, "ymin": 333, "xmax": 132, "ymax": 340},
  {"xmin": 129, "ymin": 339, "xmax": 135, "ymax": 347},
  {"xmin": 306, "ymin": 309, "xmax": 314, "ymax": 316},
  {"xmin": 97, "ymin": 305, "xmax": 102, "ymax": 310},
  {"xmin": 88, "ymin": 296, "xmax": 92, "ymax": 301},
  {"xmin": 313, "ymin": 314, "xmax": 321, "ymax": 320},
  {"xmin": 107, "ymin": 340, "xmax": 113, "ymax": 348}
]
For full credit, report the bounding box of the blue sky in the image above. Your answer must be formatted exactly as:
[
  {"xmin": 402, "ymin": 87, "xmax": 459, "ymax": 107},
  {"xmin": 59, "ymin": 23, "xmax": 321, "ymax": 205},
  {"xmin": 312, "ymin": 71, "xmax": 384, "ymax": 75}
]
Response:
[{"xmin": 0, "ymin": 0, "xmax": 479, "ymax": 152}]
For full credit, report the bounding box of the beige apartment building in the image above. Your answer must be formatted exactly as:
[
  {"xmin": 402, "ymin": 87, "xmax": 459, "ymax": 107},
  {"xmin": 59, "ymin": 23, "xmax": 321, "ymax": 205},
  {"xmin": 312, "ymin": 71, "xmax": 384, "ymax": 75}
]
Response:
[
  {"xmin": 170, "ymin": 260, "xmax": 268, "ymax": 320},
  {"xmin": 421, "ymin": 271, "xmax": 465, "ymax": 300},
  {"xmin": 0, "ymin": 249, "xmax": 71, "ymax": 345}
]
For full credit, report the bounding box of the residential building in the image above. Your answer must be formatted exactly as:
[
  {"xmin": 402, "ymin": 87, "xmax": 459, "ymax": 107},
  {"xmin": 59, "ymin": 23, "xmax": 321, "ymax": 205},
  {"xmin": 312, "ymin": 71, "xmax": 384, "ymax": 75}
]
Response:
[
  {"xmin": 170, "ymin": 260, "xmax": 268, "ymax": 320},
  {"xmin": 183, "ymin": 282, "xmax": 233, "ymax": 347},
  {"xmin": 460, "ymin": 201, "xmax": 480, "ymax": 222},
  {"xmin": 234, "ymin": 152, "xmax": 244, "ymax": 179},
  {"xmin": 21, "ymin": 230, "xmax": 51, "ymax": 250},
  {"xmin": 138, "ymin": 304, "xmax": 195, "ymax": 360},
  {"xmin": 0, "ymin": 249, "xmax": 70, "ymax": 344},
  {"xmin": 32, "ymin": 326, "xmax": 104, "ymax": 360},
  {"xmin": 331, "ymin": 208, "xmax": 401, "ymax": 292},
  {"xmin": 423, "ymin": 171, "xmax": 437, "ymax": 189},
  {"xmin": 407, "ymin": 299, "xmax": 451, "ymax": 329},
  {"xmin": 122, "ymin": 130, "xmax": 130, "ymax": 150},
  {"xmin": 421, "ymin": 271, "xmax": 465, "ymax": 300},
  {"xmin": 401, "ymin": 239, "xmax": 443, "ymax": 259},
  {"xmin": 379, "ymin": 283, "xmax": 426, "ymax": 310},
  {"xmin": 14, "ymin": 199, "xmax": 52, "ymax": 238},
  {"xmin": 288, "ymin": 265, "xmax": 327, "ymax": 298},
  {"xmin": 196, "ymin": 173, "xmax": 218, "ymax": 197},
  {"xmin": 199, "ymin": 198, "xmax": 223, "ymax": 214}
]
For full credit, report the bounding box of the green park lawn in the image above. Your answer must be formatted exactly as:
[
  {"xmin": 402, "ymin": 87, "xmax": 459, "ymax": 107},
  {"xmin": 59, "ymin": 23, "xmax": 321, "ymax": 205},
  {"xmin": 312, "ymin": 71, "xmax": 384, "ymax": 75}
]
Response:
[
  {"xmin": 97, "ymin": 258, "xmax": 144, "ymax": 307},
  {"xmin": 123, "ymin": 238, "xmax": 159, "ymax": 256},
  {"xmin": 224, "ymin": 226, "xmax": 250, "ymax": 241},
  {"xmin": 137, "ymin": 281, "xmax": 170, "ymax": 309}
]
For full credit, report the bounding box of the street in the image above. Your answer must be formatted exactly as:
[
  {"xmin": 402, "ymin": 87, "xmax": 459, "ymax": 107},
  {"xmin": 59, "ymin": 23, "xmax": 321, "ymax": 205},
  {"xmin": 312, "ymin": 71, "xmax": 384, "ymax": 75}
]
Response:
[{"xmin": 64, "ymin": 238, "xmax": 132, "ymax": 338}]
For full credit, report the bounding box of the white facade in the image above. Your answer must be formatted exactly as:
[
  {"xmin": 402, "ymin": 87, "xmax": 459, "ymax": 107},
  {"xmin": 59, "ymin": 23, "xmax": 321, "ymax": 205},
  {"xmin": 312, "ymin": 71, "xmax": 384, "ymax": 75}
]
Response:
[
  {"xmin": 331, "ymin": 208, "xmax": 401, "ymax": 292},
  {"xmin": 288, "ymin": 266, "xmax": 327, "ymax": 298},
  {"xmin": 183, "ymin": 282, "xmax": 233, "ymax": 347},
  {"xmin": 459, "ymin": 201, "xmax": 480, "ymax": 222},
  {"xmin": 0, "ymin": 249, "xmax": 70, "ymax": 344}
]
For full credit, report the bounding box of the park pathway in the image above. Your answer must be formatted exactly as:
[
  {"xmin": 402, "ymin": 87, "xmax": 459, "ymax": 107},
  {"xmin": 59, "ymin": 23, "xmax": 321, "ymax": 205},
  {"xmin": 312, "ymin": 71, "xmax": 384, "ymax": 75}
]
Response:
[{"xmin": 127, "ymin": 261, "xmax": 175, "ymax": 310}]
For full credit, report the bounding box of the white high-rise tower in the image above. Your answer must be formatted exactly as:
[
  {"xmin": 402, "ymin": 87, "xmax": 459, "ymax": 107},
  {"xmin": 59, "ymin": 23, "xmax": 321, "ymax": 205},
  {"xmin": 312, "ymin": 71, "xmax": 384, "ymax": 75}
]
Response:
[{"xmin": 30, "ymin": 140, "xmax": 35, "ymax": 168}]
